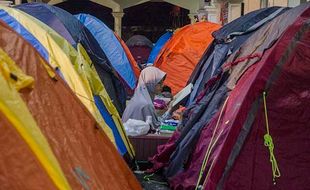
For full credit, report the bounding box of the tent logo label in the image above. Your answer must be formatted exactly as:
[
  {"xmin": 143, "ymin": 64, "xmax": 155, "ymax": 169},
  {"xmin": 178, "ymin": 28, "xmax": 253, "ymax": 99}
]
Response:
[{"xmin": 73, "ymin": 167, "xmax": 91, "ymax": 190}]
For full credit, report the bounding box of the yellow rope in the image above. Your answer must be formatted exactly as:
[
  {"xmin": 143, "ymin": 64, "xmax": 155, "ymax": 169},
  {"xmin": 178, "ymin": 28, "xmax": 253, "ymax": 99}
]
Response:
[
  {"xmin": 263, "ymin": 92, "xmax": 281, "ymax": 184},
  {"xmin": 201, "ymin": 145, "xmax": 218, "ymax": 189},
  {"xmin": 195, "ymin": 96, "xmax": 229, "ymax": 190}
]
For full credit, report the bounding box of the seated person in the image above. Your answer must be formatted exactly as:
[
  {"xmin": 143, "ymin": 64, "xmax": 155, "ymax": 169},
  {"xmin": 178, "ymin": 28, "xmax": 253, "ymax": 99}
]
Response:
[{"xmin": 122, "ymin": 66, "xmax": 166, "ymax": 129}]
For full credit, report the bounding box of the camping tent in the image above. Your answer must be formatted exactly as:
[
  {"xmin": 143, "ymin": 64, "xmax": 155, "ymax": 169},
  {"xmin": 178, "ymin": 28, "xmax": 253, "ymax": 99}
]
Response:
[
  {"xmin": 164, "ymin": 7, "xmax": 290, "ymax": 181},
  {"xmin": 0, "ymin": 20, "xmax": 141, "ymax": 189},
  {"xmin": 147, "ymin": 31, "xmax": 173, "ymax": 64},
  {"xmin": 187, "ymin": 6, "xmax": 289, "ymax": 105},
  {"xmin": 126, "ymin": 35, "xmax": 153, "ymax": 67},
  {"xmin": 16, "ymin": 3, "xmax": 127, "ymax": 114},
  {"xmin": 153, "ymin": 21, "xmax": 221, "ymax": 94},
  {"xmin": 126, "ymin": 34, "xmax": 153, "ymax": 48},
  {"xmin": 149, "ymin": 7, "xmax": 289, "ymax": 176},
  {"xmin": 150, "ymin": 4, "xmax": 309, "ymax": 190},
  {"xmin": 75, "ymin": 13, "xmax": 137, "ymax": 91},
  {"xmin": 0, "ymin": 6, "xmax": 136, "ymax": 158},
  {"xmin": 175, "ymin": 4, "xmax": 310, "ymax": 189}
]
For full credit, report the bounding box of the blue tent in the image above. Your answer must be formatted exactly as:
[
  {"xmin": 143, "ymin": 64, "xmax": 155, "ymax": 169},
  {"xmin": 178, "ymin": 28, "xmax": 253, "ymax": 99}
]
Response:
[
  {"xmin": 75, "ymin": 13, "xmax": 136, "ymax": 90},
  {"xmin": 147, "ymin": 31, "xmax": 172, "ymax": 64},
  {"xmin": 16, "ymin": 3, "xmax": 127, "ymax": 115}
]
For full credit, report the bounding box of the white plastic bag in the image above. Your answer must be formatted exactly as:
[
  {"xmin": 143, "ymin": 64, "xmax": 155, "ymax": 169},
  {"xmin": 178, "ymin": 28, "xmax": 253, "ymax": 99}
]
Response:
[{"xmin": 123, "ymin": 119, "xmax": 150, "ymax": 136}]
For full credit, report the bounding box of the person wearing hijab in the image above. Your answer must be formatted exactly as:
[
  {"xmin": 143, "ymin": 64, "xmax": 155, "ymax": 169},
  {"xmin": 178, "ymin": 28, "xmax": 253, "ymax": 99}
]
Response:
[{"xmin": 122, "ymin": 66, "xmax": 166, "ymax": 128}]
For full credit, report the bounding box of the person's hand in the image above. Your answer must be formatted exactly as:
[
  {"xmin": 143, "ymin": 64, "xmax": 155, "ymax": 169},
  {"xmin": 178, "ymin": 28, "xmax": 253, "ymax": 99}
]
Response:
[{"xmin": 172, "ymin": 106, "xmax": 186, "ymax": 120}]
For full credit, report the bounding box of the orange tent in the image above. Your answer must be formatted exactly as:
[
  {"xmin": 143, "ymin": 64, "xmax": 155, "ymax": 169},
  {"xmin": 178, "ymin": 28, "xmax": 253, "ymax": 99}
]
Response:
[
  {"xmin": 154, "ymin": 21, "xmax": 221, "ymax": 94},
  {"xmin": 114, "ymin": 33, "xmax": 141, "ymax": 78}
]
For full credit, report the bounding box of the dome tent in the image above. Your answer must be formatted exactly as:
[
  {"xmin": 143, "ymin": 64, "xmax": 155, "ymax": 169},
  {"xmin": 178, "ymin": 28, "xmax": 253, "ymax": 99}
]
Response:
[
  {"xmin": 153, "ymin": 21, "xmax": 221, "ymax": 94},
  {"xmin": 0, "ymin": 20, "xmax": 141, "ymax": 189},
  {"xmin": 126, "ymin": 35, "xmax": 153, "ymax": 67}
]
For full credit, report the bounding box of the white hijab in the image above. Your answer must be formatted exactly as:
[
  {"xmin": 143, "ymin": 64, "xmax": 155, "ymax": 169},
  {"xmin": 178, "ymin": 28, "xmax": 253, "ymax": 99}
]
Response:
[{"xmin": 122, "ymin": 66, "xmax": 166, "ymax": 127}]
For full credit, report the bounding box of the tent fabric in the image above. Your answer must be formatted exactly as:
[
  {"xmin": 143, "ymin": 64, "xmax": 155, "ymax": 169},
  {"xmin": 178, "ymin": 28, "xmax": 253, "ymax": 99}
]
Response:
[
  {"xmin": 147, "ymin": 31, "xmax": 173, "ymax": 64},
  {"xmin": 0, "ymin": 6, "xmax": 117, "ymax": 145},
  {"xmin": 16, "ymin": 3, "xmax": 126, "ymax": 115},
  {"xmin": 15, "ymin": 2, "xmax": 76, "ymax": 46},
  {"xmin": 129, "ymin": 46, "xmax": 152, "ymax": 66},
  {"xmin": 126, "ymin": 34, "xmax": 154, "ymax": 48},
  {"xmin": 202, "ymin": 4, "xmax": 310, "ymax": 189},
  {"xmin": 75, "ymin": 13, "xmax": 137, "ymax": 90},
  {"xmin": 0, "ymin": 48, "xmax": 70, "ymax": 190},
  {"xmin": 0, "ymin": 10, "xmax": 49, "ymax": 62},
  {"xmin": 187, "ymin": 7, "xmax": 289, "ymax": 105},
  {"xmin": 114, "ymin": 32, "xmax": 141, "ymax": 78},
  {"xmin": 0, "ymin": 20, "xmax": 141, "ymax": 189},
  {"xmin": 222, "ymin": 34, "xmax": 310, "ymax": 190},
  {"xmin": 154, "ymin": 21, "xmax": 221, "ymax": 94},
  {"xmin": 165, "ymin": 73, "xmax": 230, "ymax": 179},
  {"xmin": 0, "ymin": 110, "xmax": 59, "ymax": 190}
]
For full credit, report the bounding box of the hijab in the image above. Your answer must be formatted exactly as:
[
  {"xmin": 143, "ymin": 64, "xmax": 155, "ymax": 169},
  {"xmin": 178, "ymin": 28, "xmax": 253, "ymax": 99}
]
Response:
[{"xmin": 122, "ymin": 66, "xmax": 166, "ymax": 127}]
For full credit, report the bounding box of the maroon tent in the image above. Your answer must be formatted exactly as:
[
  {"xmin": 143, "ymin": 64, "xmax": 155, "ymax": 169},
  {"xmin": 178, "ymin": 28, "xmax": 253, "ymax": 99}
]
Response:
[
  {"xmin": 169, "ymin": 3, "xmax": 310, "ymax": 190},
  {"xmin": 126, "ymin": 35, "xmax": 153, "ymax": 66}
]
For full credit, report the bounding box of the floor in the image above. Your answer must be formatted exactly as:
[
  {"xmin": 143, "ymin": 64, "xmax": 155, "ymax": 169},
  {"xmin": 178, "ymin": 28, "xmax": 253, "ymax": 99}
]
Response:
[{"xmin": 135, "ymin": 172, "xmax": 170, "ymax": 190}]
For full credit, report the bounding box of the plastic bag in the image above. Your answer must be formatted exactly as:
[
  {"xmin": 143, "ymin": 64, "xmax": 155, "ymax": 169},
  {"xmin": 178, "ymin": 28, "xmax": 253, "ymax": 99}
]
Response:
[{"xmin": 123, "ymin": 119, "xmax": 150, "ymax": 136}]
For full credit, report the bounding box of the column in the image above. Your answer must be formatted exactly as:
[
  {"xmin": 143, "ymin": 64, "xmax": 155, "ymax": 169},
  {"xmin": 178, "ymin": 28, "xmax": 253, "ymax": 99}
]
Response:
[
  {"xmin": 188, "ymin": 13, "xmax": 197, "ymax": 24},
  {"xmin": 112, "ymin": 12, "xmax": 124, "ymax": 37},
  {"xmin": 15, "ymin": 0, "xmax": 22, "ymax": 5}
]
